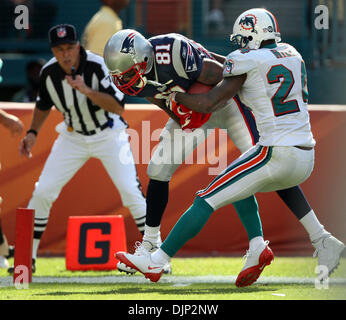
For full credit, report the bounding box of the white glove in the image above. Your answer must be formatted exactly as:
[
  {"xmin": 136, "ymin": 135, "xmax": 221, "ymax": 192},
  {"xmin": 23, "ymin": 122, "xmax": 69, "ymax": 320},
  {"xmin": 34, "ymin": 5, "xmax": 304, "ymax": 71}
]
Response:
[{"xmin": 165, "ymin": 92, "xmax": 177, "ymax": 110}]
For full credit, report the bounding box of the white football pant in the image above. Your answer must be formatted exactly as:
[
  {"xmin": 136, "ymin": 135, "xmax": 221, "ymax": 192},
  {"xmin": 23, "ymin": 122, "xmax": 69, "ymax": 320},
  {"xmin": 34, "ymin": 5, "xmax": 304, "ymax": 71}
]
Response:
[
  {"xmin": 197, "ymin": 144, "xmax": 315, "ymax": 210},
  {"xmin": 28, "ymin": 122, "xmax": 146, "ymax": 236}
]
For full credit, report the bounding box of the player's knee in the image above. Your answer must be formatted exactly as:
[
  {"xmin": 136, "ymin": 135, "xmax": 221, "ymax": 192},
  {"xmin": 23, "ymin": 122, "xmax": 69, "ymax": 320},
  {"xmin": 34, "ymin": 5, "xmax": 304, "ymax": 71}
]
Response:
[
  {"xmin": 31, "ymin": 182, "xmax": 58, "ymax": 203},
  {"xmin": 118, "ymin": 189, "xmax": 146, "ymax": 214},
  {"xmin": 116, "ymin": 179, "xmax": 145, "ymax": 203},
  {"xmin": 147, "ymin": 162, "xmax": 173, "ymax": 182}
]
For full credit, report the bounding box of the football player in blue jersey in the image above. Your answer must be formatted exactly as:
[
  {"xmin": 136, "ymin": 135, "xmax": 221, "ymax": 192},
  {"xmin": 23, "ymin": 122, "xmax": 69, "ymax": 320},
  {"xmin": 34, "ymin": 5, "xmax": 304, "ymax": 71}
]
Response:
[{"xmin": 104, "ymin": 29, "xmax": 341, "ymax": 286}]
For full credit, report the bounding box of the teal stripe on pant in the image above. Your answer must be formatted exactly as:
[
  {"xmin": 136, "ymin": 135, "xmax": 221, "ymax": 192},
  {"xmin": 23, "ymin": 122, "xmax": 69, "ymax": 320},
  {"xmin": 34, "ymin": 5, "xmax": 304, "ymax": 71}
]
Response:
[
  {"xmin": 197, "ymin": 145, "xmax": 264, "ymax": 198},
  {"xmin": 201, "ymin": 147, "xmax": 272, "ymax": 200}
]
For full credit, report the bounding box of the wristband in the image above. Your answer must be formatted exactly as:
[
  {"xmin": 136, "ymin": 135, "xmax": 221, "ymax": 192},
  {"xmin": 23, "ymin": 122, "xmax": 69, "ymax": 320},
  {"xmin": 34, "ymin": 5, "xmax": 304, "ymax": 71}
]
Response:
[{"xmin": 26, "ymin": 129, "xmax": 38, "ymax": 136}]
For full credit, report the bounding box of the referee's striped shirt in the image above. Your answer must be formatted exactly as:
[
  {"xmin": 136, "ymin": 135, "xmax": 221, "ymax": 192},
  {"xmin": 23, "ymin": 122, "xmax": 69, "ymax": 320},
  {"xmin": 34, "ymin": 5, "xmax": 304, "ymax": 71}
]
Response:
[{"xmin": 36, "ymin": 46, "xmax": 127, "ymax": 134}]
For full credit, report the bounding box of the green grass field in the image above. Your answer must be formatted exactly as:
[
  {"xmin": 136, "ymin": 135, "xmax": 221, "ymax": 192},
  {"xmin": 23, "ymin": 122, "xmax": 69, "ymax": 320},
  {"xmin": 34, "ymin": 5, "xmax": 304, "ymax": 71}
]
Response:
[{"xmin": 1, "ymin": 256, "xmax": 345, "ymax": 300}]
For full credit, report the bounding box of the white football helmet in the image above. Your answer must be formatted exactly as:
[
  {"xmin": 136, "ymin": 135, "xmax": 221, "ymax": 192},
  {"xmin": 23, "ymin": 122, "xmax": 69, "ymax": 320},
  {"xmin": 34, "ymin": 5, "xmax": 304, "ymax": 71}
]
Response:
[
  {"xmin": 230, "ymin": 8, "xmax": 281, "ymax": 50},
  {"xmin": 104, "ymin": 29, "xmax": 154, "ymax": 95}
]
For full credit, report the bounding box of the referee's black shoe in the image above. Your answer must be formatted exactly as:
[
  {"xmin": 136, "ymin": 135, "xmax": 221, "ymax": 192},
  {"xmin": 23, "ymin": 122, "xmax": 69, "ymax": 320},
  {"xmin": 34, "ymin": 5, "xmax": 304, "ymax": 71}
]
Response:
[
  {"xmin": 5, "ymin": 245, "xmax": 15, "ymax": 259},
  {"xmin": 7, "ymin": 259, "xmax": 36, "ymax": 274}
]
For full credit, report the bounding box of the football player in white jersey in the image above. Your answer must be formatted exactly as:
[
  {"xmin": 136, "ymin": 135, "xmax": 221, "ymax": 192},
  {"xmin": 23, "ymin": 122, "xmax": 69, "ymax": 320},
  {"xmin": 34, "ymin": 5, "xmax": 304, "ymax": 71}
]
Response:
[{"xmin": 116, "ymin": 8, "xmax": 345, "ymax": 285}]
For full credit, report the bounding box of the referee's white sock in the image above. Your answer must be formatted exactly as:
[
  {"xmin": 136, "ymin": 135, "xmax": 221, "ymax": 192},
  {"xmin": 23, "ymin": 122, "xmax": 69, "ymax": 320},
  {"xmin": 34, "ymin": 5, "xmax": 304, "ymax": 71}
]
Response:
[{"xmin": 299, "ymin": 210, "xmax": 330, "ymax": 242}]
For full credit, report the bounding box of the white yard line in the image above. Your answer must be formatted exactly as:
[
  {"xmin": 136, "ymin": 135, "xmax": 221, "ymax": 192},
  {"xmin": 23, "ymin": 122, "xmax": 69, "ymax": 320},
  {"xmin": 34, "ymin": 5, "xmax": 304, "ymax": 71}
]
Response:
[{"xmin": 1, "ymin": 275, "xmax": 346, "ymax": 287}]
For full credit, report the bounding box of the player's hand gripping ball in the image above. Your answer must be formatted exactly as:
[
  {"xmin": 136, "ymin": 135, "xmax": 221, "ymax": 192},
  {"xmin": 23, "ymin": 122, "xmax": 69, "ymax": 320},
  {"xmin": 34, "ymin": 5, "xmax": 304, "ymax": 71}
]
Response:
[{"xmin": 167, "ymin": 82, "xmax": 212, "ymax": 131}]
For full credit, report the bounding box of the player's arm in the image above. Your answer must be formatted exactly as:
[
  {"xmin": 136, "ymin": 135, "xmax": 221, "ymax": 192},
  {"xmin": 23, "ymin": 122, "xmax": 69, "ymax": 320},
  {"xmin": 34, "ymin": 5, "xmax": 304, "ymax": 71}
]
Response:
[
  {"xmin": 0, "ymin": 108, "xmax": 24, "ymax": 136},
  {"xmin": 197, "ymin": 58, "xmax": 224, "ymax": 86},
  {"xmin": 175, "ymin": 39, "xmax": 224, "ymax": 86},
  {"xmin": 174, "ymin": 49, "xmax": 254, "ymax": 114},
  {"xmin": 174, "ymin": 74, "xmax": 247, "ymax": 114},
  {"xmin": 20, "ymin": 68, "xmax": 57, "ymax": 158},
  {"xmin": 146, "ymin": 96, "xmax": 180, "ymax": 124},
  {"xmin": 19, "ymin": 107, "xmax": 51, "ymax": 158},
  {"xmin": 209, "ymin": 52, "xmax": 226, "ymax": 64}
]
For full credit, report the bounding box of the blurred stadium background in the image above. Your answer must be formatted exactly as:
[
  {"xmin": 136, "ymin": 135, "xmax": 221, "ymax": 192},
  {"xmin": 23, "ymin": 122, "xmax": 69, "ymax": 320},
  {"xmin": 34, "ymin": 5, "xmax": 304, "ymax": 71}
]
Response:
[
  {"xmin": 0, "ymin": 0, "xmax": 345, "ymax": 103},
  {"xmin": 0, "ymin": 0, "xmax": 345, "ymax": 259}
]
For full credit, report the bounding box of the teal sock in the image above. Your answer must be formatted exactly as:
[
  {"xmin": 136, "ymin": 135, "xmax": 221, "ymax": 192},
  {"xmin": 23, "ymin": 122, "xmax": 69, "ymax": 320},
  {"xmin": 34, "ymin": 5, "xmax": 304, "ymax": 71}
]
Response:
[
  {"xmin": 161, "ymin": 196, "xmax": 214, "ymax": 257},
  {"xmin": 233, "ymin": 195, "xmax": 263, "ymax": 240}
]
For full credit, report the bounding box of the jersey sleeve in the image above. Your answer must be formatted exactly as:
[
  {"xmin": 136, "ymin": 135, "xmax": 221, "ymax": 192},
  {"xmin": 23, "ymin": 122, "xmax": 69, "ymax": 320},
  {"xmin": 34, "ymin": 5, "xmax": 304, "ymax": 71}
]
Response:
[
  {"xmin": 171, "ymin": 36, "xmax": 204, "ymax": 81},
  {"xmin": 223, "ymin": 49, "xmax": 257, "ymax": 78},
  {"xmin": 36, "ymin": 72, "xmax": 54, "ymax": 111}
]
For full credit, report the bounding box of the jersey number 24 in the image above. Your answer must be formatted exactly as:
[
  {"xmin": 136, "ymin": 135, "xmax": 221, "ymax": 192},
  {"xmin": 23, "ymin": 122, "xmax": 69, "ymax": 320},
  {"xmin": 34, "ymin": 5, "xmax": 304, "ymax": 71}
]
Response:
[{"xmin": 267, "ymin": 61, "xmax": 308, "ymax": 117}]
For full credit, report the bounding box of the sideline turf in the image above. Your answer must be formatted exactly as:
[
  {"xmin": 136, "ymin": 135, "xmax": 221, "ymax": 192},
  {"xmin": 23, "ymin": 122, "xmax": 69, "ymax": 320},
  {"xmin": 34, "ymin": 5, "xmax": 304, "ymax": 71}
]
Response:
[{"xmin": 0, "ymin": 257, "xmax": 345, "ymax": 300}]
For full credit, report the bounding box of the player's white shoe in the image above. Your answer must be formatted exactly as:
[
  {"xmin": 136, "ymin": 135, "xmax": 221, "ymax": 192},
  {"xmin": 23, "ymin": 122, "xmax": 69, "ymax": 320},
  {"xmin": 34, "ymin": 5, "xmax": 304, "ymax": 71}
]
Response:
[
  {"xmin": 116, "ymin": 240, "xmax": 172, "ymax": 275},
  {"xmin": 116, "ymin": 240, "xmax": 155, "ymax": 274},
  {"xmin": 313, "ymin": 235, "xmax": 345, "ymax": 275},
  {"xmin": 0, "ymin": 256, "xmax": 9, "ymax": 269},
  {"xmin": 236, "ymin": 240, "xmax": 274, "ymax": 287},
  {"xmin": 116, "ymin": 251, "xmax": 165, "ymax": 283}
]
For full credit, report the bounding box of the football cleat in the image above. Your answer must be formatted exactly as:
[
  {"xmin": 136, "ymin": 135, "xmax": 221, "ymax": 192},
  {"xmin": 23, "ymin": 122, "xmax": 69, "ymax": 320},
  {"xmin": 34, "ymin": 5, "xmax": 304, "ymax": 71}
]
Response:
[
  {"xmin": 117, "ymin": 259, "xmax": 172, "ymax": 275},
  {"xmin": 116, "ymin": 240, "xmax": 172, "ymax": 275},
  {"xmin": 116, "ymin": 240, "xmax": 154, "ymax": 274},
  {"xmin": 117, "ymin": 261, "xmax": 137, "ymax": 275},
  {"xmin": 313, "ymin": 234, "xmax": 345, "ymax": 275},
  {"xmin": 236, "ymin": 240, "xmax": 274, "ymax": 287},
  {"xmin": 116, "ymin": 251, "xmax": 164, "ymax": 283}
]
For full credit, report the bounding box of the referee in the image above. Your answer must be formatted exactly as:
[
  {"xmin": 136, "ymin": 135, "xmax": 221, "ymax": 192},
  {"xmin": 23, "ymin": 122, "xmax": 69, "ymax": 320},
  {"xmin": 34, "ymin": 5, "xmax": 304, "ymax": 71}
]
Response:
[{"xmin": 16, "ymin": 24, "xmax": 146, "ymax": 272}]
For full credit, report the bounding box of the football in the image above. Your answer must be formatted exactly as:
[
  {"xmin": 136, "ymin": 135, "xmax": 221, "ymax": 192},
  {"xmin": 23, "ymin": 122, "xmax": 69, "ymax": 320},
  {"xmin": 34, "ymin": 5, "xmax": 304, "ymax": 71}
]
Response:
[
  {"xmin": 172, "ymin": 82, "xmax": 213, "ymax": 130},
  {"xmin": 187, "ymin": 82, "xmax": 213, "ymax": 94}
]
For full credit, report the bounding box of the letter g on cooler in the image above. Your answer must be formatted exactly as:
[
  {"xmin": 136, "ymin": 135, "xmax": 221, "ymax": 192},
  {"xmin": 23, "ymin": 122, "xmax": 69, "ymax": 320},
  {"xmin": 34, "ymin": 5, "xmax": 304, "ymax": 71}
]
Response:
[{"xmin": 65, "ymin": 215, "xmax": 127, "ymax": 271}]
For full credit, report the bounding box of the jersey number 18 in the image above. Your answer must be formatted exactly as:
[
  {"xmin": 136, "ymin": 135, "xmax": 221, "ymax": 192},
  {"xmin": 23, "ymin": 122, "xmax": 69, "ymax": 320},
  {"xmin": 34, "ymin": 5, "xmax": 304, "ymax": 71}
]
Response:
[{"xmin": 155, "ymin": 44, "xmax": 171, "ymax": 65}]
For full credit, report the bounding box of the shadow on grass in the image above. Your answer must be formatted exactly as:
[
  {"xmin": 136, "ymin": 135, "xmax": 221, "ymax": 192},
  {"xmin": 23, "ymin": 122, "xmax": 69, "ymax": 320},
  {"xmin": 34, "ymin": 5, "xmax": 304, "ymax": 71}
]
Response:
[{"xmin": 33, "ymin": 284, "xmax": 277, "ymax": 297}]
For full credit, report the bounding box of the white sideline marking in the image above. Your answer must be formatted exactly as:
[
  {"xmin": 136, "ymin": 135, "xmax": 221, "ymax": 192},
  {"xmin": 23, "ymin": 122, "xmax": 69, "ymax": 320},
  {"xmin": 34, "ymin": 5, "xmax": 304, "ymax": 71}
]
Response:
[{"xmin": 1, "ymin": 275, "xmax": 346, "ymax": 287}]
